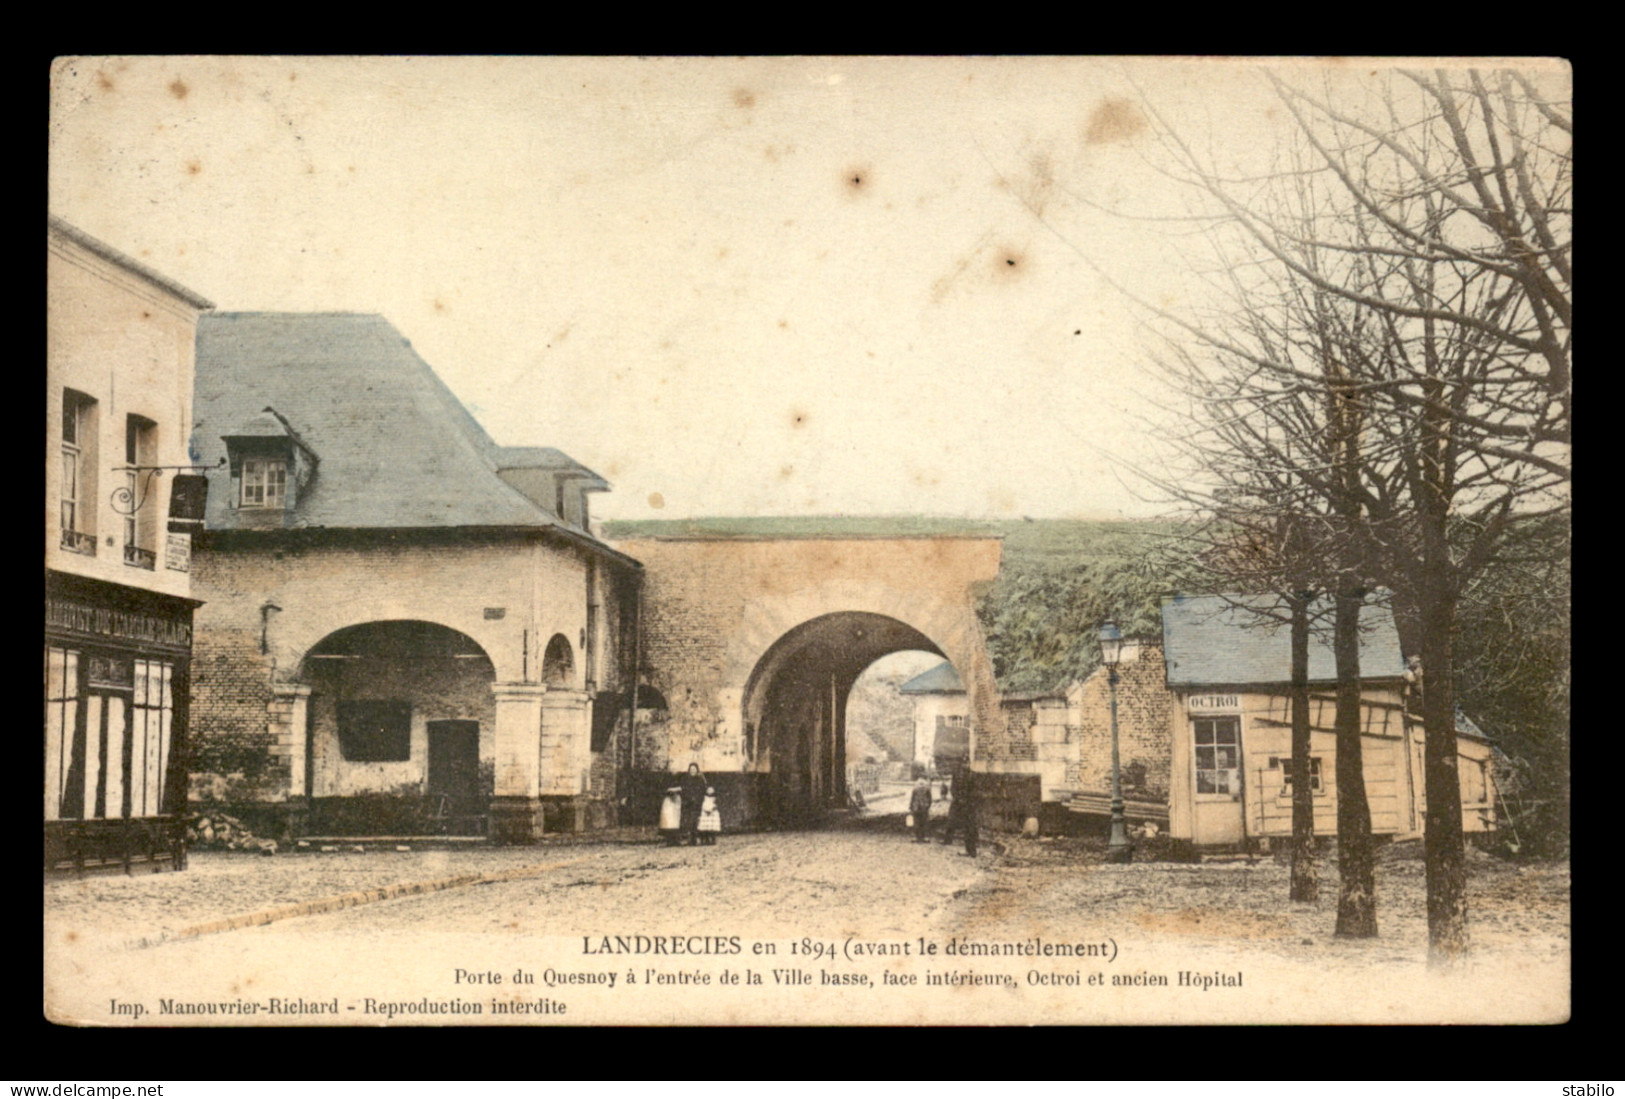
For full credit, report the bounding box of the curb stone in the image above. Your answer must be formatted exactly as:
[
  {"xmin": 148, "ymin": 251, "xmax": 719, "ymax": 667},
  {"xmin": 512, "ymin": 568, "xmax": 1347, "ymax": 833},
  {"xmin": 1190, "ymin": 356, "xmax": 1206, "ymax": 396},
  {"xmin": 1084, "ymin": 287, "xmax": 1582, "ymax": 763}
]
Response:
[{"xmin": 126, "ymin": 856, "xmax": 588, "ymax": 950}]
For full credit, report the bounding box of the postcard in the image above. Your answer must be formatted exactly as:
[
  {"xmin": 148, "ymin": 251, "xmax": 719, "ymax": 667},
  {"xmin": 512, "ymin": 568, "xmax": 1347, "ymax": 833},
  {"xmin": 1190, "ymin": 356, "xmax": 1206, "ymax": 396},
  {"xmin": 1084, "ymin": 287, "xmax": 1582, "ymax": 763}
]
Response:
[{"xmin": 45, "ymin": 55, "xmax": 1570, "ymax": 1026}]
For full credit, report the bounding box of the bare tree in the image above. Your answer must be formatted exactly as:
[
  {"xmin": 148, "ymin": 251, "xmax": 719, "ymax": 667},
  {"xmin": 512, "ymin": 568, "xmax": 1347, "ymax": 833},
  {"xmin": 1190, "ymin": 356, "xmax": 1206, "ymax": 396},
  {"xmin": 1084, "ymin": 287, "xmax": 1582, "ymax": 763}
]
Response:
[
  {"xmin": 1141, "ymin": 268, "xmax": 1390, "ymax": 933},
  {"xmin": 1115, "ymin": 64, "xmax": 1570, "ymax": 962}
]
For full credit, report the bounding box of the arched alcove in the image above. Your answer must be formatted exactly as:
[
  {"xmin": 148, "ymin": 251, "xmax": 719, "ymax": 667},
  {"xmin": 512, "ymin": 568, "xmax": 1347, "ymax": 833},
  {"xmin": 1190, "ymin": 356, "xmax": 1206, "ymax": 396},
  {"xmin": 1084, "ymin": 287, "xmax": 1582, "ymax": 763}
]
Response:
[
  {"xmin": 542, "ymin": 633, "xmax": 575, "ymax": 687},
  {"xmin": 299, "ymin": 619, "xmax": 496, "ymax": 833}
]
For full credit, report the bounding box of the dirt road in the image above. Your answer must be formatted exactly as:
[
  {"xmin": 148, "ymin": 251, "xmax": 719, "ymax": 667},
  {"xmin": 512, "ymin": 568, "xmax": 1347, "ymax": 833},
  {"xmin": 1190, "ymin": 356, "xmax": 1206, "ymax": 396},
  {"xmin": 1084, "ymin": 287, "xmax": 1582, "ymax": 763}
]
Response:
[{"xmin": 44, "ymin": 822, "xmax": 1569, "ymax": 1026}]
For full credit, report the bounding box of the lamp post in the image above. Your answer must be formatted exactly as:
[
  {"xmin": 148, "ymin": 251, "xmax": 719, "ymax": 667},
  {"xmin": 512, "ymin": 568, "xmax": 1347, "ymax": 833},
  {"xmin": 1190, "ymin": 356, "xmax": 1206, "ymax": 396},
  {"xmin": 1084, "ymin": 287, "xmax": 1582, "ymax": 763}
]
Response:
[{"xmin": 1100, "ymin": 620, "xmax": 1134, "ymax": 864}]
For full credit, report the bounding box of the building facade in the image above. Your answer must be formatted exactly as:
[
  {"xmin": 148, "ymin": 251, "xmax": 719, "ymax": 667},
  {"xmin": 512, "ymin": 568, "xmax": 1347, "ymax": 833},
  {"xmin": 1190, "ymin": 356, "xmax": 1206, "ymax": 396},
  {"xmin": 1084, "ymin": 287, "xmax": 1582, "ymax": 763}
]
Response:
[
  {"xmin": 46, "ymin": 216, "xmax": 214, "ymax": 872},
  {"xmin": 186, "ymin": 313, "xmax": 641, "ymax": 843},
  {"xmin": 989, "ymin": 594, "xmax": 1498, "ymax": 849},
  {"xmin": 898, "ymin": 660, "xmax": 969, "ymax": 775}
]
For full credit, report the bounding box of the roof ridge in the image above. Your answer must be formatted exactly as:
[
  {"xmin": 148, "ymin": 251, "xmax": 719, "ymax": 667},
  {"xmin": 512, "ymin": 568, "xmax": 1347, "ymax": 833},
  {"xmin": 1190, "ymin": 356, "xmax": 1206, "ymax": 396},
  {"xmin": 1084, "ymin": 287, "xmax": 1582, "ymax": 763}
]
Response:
[{"xmin": 49, "ymin": 215, "xmax": 215, "ymax": 310}]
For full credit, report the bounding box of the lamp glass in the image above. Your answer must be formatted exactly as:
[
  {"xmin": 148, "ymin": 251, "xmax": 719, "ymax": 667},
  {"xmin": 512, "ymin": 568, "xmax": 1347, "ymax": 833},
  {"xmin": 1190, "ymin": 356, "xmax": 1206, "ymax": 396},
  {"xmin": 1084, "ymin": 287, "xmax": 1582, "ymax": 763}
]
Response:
[{"xmin": 1099, "ymin": 621, "xmax": 1123, "ymax": 666}]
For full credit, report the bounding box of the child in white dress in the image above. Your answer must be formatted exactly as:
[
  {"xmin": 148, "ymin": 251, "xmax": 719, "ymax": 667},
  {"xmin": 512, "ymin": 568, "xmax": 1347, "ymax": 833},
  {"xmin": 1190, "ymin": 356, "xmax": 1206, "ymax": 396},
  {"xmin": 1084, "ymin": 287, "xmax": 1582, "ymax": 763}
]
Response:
[{"xmin": 697, "ymin": 787, "xmax": 722, "ymax": 845}]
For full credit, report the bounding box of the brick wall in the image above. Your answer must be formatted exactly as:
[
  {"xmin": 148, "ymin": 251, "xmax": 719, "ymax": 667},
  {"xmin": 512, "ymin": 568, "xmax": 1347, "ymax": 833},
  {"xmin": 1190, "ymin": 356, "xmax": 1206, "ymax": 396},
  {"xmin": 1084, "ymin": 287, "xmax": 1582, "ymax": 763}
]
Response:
[
  {"xmin": 189, "ymin": 623, "xmax": 283, "ymax": 804},
  {"xmin": 990, "ymin": 701, "xmax": 1040, "ymax": 763},
  {"xmin": 1068, "ymin": 642, "xmax": 1173, "ymax": 804}
]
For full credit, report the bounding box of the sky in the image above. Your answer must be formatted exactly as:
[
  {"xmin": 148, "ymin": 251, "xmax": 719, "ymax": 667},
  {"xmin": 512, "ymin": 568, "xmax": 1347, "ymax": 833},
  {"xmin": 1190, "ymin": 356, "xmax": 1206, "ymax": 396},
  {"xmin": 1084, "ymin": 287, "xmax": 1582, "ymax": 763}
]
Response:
[{"xmin": 49, "ymin": 56, "xmax": 1480, "ymax": 523}]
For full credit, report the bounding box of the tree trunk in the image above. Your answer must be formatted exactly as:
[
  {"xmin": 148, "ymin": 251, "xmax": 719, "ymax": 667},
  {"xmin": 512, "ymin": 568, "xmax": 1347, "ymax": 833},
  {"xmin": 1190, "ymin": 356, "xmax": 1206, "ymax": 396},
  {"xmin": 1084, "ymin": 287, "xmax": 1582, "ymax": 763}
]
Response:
[
  {"xmin": 1419, "ymin": 584, "xmax": 1470, "ymax": 964},
  {"xmin": 1289, "ymin": 592, "xmax": 1317, "ymax": 902},
  {"xmin": 1333, "ymin": 584, "xmax": 1377, "ymax": 937}
]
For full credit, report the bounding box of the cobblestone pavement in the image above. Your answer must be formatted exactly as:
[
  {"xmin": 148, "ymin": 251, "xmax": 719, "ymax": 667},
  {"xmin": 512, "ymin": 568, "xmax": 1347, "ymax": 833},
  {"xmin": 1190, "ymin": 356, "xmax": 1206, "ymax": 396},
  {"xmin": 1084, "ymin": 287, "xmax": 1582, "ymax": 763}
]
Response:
[{"xmin": 42, "ymin": 830, "xmax": 673, "ymax": 947}]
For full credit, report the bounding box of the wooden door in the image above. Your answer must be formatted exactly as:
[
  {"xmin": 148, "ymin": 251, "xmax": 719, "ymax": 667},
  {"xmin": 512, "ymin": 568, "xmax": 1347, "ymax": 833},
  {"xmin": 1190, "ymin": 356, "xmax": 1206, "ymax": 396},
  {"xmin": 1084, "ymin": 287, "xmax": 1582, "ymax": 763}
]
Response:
[
  {"xmin": 1191, "ymin": 715, "xmax": 1246, "ymax": 846},
  {"xmin": 426, "ymin": 720, "xmax": 481, "ymax": 808}
]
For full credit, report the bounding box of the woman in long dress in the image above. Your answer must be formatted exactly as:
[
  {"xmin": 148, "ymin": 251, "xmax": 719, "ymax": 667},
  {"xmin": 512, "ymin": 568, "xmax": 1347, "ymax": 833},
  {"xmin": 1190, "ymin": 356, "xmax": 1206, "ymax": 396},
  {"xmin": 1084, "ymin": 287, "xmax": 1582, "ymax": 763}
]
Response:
[
  {"xmin": 678, "ymin": 762, "xmax": 708, "ymax": 845},
  {"xmin": 658, "ymin": 785, "xmax": 684, "ymax": 846}
]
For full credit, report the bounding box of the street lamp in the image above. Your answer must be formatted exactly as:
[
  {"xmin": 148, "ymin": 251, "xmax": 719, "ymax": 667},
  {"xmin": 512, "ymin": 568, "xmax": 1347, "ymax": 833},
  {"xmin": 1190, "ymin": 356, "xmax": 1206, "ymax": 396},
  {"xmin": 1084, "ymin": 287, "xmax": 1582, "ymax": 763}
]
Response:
[{"xmin": 1099, "ymin": 619, "xmax": 1134, "ymax": 864}]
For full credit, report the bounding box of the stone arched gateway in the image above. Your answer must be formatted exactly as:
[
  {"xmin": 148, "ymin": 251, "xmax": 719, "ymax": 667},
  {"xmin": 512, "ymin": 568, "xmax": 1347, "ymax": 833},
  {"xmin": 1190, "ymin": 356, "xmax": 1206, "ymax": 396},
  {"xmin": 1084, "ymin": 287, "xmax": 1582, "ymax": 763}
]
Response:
[{"xmin": 606, "ymin": 534, "xmax": 1003, "ymax": 829}]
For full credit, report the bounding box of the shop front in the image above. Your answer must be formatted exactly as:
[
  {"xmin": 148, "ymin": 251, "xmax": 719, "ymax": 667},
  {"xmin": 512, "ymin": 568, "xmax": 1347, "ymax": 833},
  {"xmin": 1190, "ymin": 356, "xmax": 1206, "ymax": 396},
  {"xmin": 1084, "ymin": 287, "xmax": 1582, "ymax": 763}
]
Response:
[{"xmin": 45, "ymin": 571, "xmax": 198, "ymax": 873}]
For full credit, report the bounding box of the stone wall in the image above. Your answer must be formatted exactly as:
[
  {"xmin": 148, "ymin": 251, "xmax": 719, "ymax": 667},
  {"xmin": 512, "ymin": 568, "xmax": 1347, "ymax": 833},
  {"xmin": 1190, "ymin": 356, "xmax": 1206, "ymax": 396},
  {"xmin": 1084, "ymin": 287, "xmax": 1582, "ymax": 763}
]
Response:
[
  {"xmin": 188, "ymin": 529, "xmax": 637, "ymax": 837},
  {"xmin": 608, "ymin": 536, "xmax": 1004, "ymax": 785}
]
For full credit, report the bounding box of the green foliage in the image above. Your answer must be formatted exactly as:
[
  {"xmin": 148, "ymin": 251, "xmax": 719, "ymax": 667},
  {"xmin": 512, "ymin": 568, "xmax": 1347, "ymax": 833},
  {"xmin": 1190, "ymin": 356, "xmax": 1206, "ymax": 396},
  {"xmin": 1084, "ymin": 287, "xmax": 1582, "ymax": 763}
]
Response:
[{"xmin": 978, "ymin": 524, "xmax": 1194, "ymax": 692}]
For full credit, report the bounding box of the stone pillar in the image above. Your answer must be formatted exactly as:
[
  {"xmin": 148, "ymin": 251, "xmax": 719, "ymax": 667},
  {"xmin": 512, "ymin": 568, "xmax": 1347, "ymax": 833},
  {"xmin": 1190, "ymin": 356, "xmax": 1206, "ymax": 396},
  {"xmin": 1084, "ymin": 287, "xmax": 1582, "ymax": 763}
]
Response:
[
  {"xmin": 491, "ymin": 683, "xmax": 547, "ymax": 843},
  {"xmin": 540, "ymin": 689, "xmax": 592, "ymax": 796},
  {"xmin": 268, "ymin": 684, "xmax": 311, "ymax": 839}
]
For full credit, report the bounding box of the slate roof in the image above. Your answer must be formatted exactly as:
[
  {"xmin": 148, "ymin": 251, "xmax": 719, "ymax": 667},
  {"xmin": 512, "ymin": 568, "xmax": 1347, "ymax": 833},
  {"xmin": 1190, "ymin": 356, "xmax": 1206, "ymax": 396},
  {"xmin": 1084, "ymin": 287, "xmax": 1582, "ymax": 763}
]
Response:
[
  {"xmin": 191, "ymin": 313, "xmax": 603, "ymax": 533},
  {"xmin": 1161, "ymin": 593, "xmax": 1407, "ymax": 689},
  {"xmin": 899, "ymin": 661, "xmax": 965, "ymax": 695}
]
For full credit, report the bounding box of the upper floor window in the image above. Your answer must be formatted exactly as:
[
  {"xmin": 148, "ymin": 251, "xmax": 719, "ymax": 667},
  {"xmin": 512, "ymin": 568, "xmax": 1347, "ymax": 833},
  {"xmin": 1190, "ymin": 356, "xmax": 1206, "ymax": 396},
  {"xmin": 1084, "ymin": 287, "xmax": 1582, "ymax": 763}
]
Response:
[
  {"xmin": 60, "ymin": 390, "xmax": 97, "ymax": 554},
  {"xmin": 241, "ymin": 458, "xmax": 287, "ymax": 509}
]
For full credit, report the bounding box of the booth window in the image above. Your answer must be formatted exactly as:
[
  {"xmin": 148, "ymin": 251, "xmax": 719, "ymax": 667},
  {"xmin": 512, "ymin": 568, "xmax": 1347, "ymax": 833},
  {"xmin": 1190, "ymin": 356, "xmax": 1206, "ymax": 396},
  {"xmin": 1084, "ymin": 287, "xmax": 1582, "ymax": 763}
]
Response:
[
  {"xmin": 129, "ymin": 660, "xmax": 175, "ymax": 816},
  {"xmin": 44, "ymin": 647, "xmax": 80, "ymax": 820},
  {"xmin": 337, "ymin": 700, "xmax": 412, "ymax": 761},
  {"xmin": 1269, "ymin": 755, "xmax": 1323, "ymax": 795}
]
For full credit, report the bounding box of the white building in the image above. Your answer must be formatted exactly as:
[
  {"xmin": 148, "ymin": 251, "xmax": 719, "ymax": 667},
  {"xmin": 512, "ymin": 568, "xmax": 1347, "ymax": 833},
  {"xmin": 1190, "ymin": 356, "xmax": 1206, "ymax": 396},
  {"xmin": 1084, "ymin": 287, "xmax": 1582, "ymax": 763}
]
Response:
[
  {"xmin": 46, "ymin": 216, "xmax": 214, "ymax": 872},
  {"xmin": 898, "ymin": 660, "xmax": 969, "ymax": 774}
]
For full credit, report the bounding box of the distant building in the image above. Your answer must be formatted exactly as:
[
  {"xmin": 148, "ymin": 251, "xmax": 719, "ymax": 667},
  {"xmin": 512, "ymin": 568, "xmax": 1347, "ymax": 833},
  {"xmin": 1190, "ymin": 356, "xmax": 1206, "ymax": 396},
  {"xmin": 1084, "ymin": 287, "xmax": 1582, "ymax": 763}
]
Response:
[
  {"xmin": 46, "ymin": 216, "xmax": 214, "ymax": 872},
  {"xmin": 990, "ymin": 593, "xmax": 1498, "ymax": 849},
  {"xmin": 186, "ymin": 313, "xmax": 642, "ymax": 843},
  {"xmin": 898, "ymin": 660, "xmax": 968, "ymax": 774}
]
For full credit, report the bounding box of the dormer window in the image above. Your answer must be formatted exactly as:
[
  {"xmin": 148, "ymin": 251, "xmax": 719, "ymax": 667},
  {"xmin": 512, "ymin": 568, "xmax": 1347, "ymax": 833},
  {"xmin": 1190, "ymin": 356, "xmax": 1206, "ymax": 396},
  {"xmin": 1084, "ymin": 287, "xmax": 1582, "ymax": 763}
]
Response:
[
  {"xmin": 241, "ymin": 458, "xmax": 287, "ymax": 509},
  {"xmin": 222, "ymin": 407, "xmax": 316, "ymax": 519}
]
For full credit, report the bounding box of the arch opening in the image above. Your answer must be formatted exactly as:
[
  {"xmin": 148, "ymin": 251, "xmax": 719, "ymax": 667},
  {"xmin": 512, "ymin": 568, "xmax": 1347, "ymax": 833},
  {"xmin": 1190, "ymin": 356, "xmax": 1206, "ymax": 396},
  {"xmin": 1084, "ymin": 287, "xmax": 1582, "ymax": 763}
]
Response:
[
  {"xmin": 300, "ymin": 620, "xmax": 496, "ymax": 835},
  {"xmin": 542, "ymin": 633, "xmax": 575, "ymax": 687},
  {"xmin": 741, "ymin": 612, "xmax": 949, "ymax": 826},
  {"xmin": 845, "ymin": 650, "xmax": 967, "ymax": 805}
]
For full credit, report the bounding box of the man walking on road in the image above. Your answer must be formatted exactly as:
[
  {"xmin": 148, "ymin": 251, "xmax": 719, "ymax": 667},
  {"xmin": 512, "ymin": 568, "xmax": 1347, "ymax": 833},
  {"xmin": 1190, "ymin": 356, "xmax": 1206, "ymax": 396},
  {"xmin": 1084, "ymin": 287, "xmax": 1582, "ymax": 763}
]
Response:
[
  {"xmin": 960, "ymin": 769, "xmax": 979, "ymax": 857},
  {"xmin": 909, "ymin": 777, "xmax": 933, "ymax": 844}
]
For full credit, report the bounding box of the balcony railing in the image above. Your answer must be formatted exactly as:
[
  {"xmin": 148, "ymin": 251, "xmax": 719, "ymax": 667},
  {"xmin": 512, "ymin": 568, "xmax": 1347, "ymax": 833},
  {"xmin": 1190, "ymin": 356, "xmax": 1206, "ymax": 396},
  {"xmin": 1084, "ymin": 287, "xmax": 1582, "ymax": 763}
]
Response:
[
  {"xmin": 123, "ymin": 544, "xmax": 157, "ymax": 570},
  {"xmin": 60, "ymin": 529, "xmax": 97, "ymax": 555}
]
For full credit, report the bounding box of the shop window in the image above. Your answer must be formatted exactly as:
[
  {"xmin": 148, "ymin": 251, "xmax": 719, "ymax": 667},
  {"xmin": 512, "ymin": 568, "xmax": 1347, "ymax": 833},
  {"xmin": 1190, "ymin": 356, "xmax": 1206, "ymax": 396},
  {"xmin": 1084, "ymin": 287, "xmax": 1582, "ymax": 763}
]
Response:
[
  {"xmin": 44, "ymin": 647, "xmax": 80, "ymax": 820},
  {"xmin": 241, "ymin": 458, "xmax": 288, "ymax": 509},
  {"xmin": 1193, "ymin": 716, "xmax": 1241, "ymax": 794},
  {"xmin": 337, "ymin": 700, "xmax": 412, "ymax": 761},
  {"xmin": 60, "ymin": 390, "xmax": 97, "ymax": 554},
  {"xmin": 1269, "ymin": 755, "xmax": 1323, "ymax": 795},
  {"xmin": 129, "ymin": 660, "xmax": 175, "ymax": 817}
]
